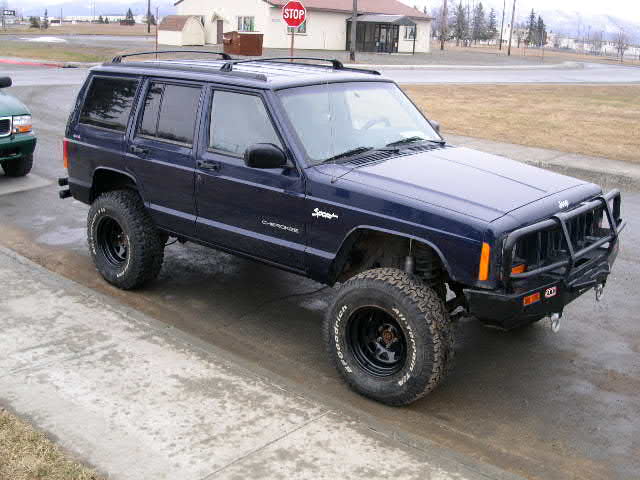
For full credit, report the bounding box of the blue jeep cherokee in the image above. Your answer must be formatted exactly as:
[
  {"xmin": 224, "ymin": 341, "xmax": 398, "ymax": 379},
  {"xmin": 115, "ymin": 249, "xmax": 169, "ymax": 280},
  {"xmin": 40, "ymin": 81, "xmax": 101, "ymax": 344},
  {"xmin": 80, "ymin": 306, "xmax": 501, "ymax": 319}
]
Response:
[{"xmin": 60, "ymin": 53, "xmax": 625, "ymax": 406}]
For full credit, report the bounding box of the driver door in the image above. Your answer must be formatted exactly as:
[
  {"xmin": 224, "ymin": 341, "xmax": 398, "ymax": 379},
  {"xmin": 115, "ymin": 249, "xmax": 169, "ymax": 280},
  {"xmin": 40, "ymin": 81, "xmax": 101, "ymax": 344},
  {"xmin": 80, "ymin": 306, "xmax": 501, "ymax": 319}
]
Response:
[{"xmin": 194, "ymin": 87, "xmax": 307, "ymax": 271}]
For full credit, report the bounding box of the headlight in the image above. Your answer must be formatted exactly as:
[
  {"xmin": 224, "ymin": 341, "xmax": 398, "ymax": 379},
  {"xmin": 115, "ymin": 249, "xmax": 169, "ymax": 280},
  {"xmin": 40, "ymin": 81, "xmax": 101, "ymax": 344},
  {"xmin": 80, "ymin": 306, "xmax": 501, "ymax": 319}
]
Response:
[{"xmin": 12, "ymin": 115, "xmax": 32, "ymax": 134}]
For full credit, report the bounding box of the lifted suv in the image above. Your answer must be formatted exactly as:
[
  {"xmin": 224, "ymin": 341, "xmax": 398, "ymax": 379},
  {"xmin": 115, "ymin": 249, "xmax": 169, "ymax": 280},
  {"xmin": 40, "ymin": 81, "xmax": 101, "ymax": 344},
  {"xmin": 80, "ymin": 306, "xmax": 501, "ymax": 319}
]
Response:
[
  {"xmin": 0, "ymin": 77, "xmax": 36, "ymax": 177},
  {"xmin": 60, "ymin": 53, "xmax": 625, "ymax": 406}
]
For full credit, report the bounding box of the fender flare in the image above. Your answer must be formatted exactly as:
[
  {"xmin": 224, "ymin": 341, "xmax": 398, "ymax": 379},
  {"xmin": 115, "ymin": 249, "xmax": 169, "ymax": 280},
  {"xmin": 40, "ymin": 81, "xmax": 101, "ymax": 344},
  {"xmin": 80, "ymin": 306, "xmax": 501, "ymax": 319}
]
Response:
[{"xmin": 91, "ymin": 167, "xmax": 145, "ymax": 201}]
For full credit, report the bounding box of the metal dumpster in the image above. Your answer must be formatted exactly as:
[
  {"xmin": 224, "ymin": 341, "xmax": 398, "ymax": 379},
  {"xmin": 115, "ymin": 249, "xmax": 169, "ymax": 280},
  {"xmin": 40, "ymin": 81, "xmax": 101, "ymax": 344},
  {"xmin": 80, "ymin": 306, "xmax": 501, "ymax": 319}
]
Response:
[{"xmin": 223, "ymin": 31, "xmax": 264, "ymax": 56}]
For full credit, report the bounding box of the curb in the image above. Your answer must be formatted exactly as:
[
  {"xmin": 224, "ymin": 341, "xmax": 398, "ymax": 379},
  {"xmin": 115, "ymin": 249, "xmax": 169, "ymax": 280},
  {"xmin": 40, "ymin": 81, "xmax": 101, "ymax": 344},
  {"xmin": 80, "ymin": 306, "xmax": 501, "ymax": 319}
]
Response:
[
  {"xmin": 345, "ymin": 61, "xmax": 585, "ymax": 71},
  {"xmin": 0, "ymin": 58, "xmax": 99, "ymax": 68}
]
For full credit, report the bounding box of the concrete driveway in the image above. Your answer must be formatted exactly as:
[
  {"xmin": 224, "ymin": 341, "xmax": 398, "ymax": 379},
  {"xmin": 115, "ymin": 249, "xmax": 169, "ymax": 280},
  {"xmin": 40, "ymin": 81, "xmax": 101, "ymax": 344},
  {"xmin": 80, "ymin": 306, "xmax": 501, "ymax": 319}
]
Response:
[{"xmin": 0, "ymin": 64, "xmax": 638, "ymax": 480}]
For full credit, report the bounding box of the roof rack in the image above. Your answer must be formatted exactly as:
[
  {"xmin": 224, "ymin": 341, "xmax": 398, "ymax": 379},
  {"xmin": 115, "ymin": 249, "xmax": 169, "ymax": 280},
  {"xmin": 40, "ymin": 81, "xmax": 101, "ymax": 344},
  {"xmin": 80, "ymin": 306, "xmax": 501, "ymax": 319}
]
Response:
[
  {"xmin": 219, "ymin": 57, "xmax": 380, "ymax": 76},
  {"xmin": 103, "ymin": 61, "xmax": 268, "ymax": 82},
  {"xmin": 111, "ymin": 50, "xmax": 233, "ymax": 64}
]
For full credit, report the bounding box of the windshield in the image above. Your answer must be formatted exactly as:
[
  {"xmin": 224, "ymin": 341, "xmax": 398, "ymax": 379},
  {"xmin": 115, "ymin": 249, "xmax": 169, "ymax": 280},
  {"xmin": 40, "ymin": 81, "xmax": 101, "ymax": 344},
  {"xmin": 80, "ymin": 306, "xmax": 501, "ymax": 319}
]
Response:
[{"xmin": 277, "ymin": 82, "xmax": 441, "ymax": 166}]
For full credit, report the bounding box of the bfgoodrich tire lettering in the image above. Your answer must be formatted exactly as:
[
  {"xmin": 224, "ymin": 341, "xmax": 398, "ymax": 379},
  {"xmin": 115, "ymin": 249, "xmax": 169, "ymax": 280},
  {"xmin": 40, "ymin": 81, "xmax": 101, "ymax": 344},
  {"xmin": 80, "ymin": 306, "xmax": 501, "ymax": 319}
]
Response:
[
  {"xmin": 324, "ymin": 268, "xmax": 454, "ymax": 406},
  {"xmin": 87, "ymin": 190, "xmax": 165, "ymax": 290}
]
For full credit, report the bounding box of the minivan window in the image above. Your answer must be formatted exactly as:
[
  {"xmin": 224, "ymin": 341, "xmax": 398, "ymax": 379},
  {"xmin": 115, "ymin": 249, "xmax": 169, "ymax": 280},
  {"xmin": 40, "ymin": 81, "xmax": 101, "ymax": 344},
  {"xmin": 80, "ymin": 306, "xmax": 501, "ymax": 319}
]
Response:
[
  {"xmin": 138, "ymin": 83, "xmax": 201, "ymax": 146},
  {"xmin": 209, "ymin": 91, "xmax": 282, "ymax": 156},
  {"xmin": 79, "ymin": 77, "xmax": 138, "ymax": 132}
]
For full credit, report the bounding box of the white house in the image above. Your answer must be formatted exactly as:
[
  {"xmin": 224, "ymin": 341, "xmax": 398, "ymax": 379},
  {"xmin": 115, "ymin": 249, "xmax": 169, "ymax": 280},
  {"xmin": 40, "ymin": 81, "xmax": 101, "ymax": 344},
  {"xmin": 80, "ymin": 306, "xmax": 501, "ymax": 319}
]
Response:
[{"xmin": 172, "ymin": 0, "xmax": 432, "ymax": 53}]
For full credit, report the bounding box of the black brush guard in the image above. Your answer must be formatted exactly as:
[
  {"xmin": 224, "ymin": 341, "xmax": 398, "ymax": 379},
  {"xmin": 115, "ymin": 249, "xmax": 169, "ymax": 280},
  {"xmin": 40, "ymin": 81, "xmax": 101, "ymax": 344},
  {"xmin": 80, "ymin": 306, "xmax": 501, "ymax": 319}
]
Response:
[{"xmin": 464, "ymin": 190, "xmax": 625, "ymax": 329}]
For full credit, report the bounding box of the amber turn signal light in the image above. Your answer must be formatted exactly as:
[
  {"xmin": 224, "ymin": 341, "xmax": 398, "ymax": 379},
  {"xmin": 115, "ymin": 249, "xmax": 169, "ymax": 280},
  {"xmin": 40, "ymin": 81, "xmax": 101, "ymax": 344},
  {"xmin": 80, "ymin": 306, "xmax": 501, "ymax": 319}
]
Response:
[
  {"xmin": 511, "ymin": 264, "xmax": 527, "ymax": 275},
  {"xmin": 478, "ymin": 242, "xmax": 490, "ymax": 281},
  {"xmin": 523, "ymin": 292, "xmax": 541, "ymax": 306}
]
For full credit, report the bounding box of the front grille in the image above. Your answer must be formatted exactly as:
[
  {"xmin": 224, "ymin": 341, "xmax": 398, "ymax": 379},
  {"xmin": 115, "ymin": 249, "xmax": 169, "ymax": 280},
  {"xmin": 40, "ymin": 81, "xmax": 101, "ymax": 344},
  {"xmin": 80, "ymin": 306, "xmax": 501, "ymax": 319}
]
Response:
[
  {"xmin": 512, "ymin": 205, "xmax": 606, "ymax": 273},
  {"xmin": 0, "ymin": 117, "xmax": 11, "ymax": 137}
]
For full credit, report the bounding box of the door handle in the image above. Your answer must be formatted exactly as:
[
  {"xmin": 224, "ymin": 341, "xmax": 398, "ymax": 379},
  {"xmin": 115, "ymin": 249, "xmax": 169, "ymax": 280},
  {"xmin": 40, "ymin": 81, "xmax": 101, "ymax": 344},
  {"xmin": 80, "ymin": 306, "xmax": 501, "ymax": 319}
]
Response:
[
  {"xmin": 197, "ymin": 160, "xmax": 221, "ymax": 172},
  {"xmin": 130, "ymin": 145, "xmax": 149, "ymax": 156}
]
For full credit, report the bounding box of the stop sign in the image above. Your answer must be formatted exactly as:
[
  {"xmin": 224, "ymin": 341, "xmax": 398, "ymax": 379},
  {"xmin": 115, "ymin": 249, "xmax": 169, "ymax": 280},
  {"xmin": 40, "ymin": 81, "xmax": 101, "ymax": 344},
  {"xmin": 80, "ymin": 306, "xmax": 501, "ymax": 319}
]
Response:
[{"xmin": 282, "ymin": 1, "xmax": 306, "ymax": 28}]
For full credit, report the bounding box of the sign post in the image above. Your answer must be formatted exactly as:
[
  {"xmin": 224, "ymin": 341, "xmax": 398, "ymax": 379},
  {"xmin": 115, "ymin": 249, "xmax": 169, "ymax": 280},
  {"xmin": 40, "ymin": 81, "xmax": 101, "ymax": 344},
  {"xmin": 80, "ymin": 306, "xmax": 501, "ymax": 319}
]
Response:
[{"xmin": 282, "ymin": 1, "xmax": 306, "ymax": 59}]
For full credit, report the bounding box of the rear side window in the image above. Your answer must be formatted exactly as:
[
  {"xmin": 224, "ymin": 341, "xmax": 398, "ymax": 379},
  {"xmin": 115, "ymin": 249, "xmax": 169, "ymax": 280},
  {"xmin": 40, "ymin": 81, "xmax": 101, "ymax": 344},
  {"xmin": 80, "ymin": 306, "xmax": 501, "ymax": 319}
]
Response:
[
  {"xmin": 138, "ymin": 83, "xmax": 201, "ymax": 146},
  {"xmin": 79, "ymin": 77, "xmax": 138, "ymax": 132}
]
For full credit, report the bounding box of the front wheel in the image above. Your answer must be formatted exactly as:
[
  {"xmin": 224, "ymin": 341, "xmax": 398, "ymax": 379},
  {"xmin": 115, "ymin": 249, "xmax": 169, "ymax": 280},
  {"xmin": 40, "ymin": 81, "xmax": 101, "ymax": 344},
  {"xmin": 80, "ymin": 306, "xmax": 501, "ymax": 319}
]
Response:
[
  {"xmin": 87, "ymin": 190, "xmax": 165, "ymax": 290},
  {"xmin": 2, "ymin": 154, "xmax": 33, "ymax": 177},
  {"xmin": 324, "ymin": 268, "xmax": 454, "ymax": 406}
]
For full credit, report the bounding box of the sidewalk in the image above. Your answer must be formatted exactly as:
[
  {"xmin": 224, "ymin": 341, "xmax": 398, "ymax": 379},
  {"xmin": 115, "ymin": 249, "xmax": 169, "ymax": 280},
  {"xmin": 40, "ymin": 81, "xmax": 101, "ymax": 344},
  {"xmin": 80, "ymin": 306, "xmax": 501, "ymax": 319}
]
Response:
[
  {"xmin": 446, "ymin": 133, "xmax": 640, "ymax": 191},
  {"xmin": 0, "ymin": 247, "xmax": 521, "ymax": 480}
]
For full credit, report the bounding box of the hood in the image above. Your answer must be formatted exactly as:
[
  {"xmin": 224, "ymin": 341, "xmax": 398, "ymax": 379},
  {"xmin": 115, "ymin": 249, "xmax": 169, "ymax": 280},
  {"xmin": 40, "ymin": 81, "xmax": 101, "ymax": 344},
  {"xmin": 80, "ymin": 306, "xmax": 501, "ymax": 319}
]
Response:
[
  {"xmin": 0, "ymin": 90, "xmax": 30, "ymax": 117},
  {"xmin": 319, "ymin": 146, "xmax": 587, "ymax": 223}
]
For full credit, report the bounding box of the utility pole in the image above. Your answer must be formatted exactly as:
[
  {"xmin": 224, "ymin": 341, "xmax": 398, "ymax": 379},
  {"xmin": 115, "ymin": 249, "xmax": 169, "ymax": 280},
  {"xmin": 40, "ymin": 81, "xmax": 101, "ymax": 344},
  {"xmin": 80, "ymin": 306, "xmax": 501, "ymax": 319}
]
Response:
[
  {"xmin": 507, "ymin": 0, "xmax": 516, "ymax": 56},
  {"xmin": 350, "ymin": 0, "xmax": 357, "ymax": 62},
  {"xmin": 440, "ymin": 0, "xmax": 447, "ymax": 50},
  {"xmin": 147, "ymin": 0, "xmax": 151, "ymax": 33},
  {"xmin": 498, "ymin": 0, "xmax": 505, "ymax": 50}
]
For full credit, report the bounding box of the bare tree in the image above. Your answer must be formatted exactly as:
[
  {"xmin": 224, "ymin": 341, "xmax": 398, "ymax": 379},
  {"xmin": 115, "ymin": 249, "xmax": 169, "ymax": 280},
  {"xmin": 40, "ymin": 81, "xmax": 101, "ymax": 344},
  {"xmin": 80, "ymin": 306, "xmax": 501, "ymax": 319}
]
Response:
[
  {"xmin": 591, "ymin": 30, "xmax": 603, "ymax": 56},
  {"xmin": 615, "ymin": 30, "xmax": 628, "ymax": 62}
]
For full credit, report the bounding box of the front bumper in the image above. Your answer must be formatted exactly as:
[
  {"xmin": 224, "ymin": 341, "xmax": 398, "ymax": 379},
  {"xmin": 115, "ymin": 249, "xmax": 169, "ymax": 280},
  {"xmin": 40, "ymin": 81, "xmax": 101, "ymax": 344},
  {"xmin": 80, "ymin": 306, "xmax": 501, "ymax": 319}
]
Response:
[
  {"xmin": 464, "ymin": 189, "xmax": 625, "ymax": 329},
  {"xmin": 0, "ymin": 132, "xmax": 37, "ymax": 162}
]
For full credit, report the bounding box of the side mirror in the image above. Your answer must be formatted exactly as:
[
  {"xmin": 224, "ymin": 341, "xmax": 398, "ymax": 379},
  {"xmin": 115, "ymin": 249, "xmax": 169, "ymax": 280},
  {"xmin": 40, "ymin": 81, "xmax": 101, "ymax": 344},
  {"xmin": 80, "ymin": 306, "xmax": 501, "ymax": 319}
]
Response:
[
  {"xmin": 244, "ymin": 143, "xmax": 287, "ymax": 169},
  {"xmin": 429, "ymin": 120, "xmax": 440, "ymax": 134},
  {"xmin": 0, "ymin": 77, "xmax": 12, "ymax": 89}
]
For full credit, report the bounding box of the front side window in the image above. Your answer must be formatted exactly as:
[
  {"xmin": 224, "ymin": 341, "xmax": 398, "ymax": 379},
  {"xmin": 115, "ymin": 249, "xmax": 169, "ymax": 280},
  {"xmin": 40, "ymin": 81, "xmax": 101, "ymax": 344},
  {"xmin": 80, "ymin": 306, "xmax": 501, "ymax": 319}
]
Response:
[
  {"xmin": 277, "ymin": 82, "xmax": 441, "ymax": 165},
  {"xmin": 209, "ymin": 91, "xmax": 282, "ymax": 156},
  {"xmin": 79, "ymin": 77, "xmax": 138, "ymax": 132},
  {"xmin": 237, "ymin": 16, "xmax": 255, "ymax": 32},
  {"xmin": 138, "ymin": 83, "xmax": 201, "ymax": 146}
]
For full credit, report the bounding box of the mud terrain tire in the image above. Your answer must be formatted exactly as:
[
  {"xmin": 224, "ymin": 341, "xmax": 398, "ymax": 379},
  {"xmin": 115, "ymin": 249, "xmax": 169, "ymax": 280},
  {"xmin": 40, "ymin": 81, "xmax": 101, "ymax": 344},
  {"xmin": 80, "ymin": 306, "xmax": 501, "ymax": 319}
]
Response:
[
  {"xmin": 87, "ymin": 190, "xmax": 165, "ymax": 290},
  {"xmin": 324, "ymin": 268, "xmax": 454, "ymax": 406}
]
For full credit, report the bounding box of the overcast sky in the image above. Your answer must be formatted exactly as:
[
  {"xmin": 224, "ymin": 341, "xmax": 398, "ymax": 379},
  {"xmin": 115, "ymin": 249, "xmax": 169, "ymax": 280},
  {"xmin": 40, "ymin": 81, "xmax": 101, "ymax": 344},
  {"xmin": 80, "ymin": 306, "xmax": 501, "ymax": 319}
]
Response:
[{"xmin": 401, "ymin": 0, "xmax": 640, "ymax": 23}]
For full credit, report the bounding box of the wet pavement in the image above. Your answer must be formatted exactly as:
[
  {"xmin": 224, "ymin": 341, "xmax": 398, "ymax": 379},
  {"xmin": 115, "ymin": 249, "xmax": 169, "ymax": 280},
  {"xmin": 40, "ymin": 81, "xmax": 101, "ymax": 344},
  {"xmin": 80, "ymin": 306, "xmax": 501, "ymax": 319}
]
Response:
[{"xmin": 0, "ymin": 66, "xmax": 639, "ymax": 480}]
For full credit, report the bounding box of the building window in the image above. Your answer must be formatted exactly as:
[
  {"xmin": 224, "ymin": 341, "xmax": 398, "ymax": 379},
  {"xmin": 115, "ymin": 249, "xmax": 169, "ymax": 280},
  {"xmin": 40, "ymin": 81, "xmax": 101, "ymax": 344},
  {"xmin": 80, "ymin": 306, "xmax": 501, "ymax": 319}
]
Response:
[
  {"xmin": 237, "ymin": 16, "xmax": 255, "ymax": 32},
  {"xmin": 404, "ymin": 25, "xmax": 416, "ymax": 40},
  {"xmin": 287, "ymin": 20, "xmax": 306, "ymax": 34}
]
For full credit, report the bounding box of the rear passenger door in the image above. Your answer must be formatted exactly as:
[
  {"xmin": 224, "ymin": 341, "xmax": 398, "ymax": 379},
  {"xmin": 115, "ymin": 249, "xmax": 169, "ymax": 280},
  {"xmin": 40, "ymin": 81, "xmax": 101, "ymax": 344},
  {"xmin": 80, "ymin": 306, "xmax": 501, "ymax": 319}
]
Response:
[
  {"xmin": 194, "ymin": 87, "xmax": 307, "ymax": 270},
  {"xmin": 128, "ymin": 80, "xmax": 204, "ymax": 236}
]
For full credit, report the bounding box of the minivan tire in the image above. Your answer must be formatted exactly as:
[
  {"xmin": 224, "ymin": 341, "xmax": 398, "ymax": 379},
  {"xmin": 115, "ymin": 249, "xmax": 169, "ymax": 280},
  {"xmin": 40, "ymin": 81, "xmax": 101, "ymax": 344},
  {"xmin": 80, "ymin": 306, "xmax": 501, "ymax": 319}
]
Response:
[
  {"xmin": 87, "ymin": 189, "xmax": 165, "ymax": 290},
  {"xmin": 2, "ymin": 154, "xmax": 33, "ymax": 177},
  {"xmin": 324, "ymin": 268, "xmax": 455, "ymax": 406}
]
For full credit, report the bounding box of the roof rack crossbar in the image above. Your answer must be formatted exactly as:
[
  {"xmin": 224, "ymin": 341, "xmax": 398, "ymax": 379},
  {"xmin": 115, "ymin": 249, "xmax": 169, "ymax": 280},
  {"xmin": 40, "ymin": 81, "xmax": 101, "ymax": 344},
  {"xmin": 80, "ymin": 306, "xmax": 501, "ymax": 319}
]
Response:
[
  {"xmin": 111, "ymin": 50, "xmax": 233, "ymax": 63},
  {"xmin": 220, "ymin": 57, "xmax": 345, "ymax": 72}
]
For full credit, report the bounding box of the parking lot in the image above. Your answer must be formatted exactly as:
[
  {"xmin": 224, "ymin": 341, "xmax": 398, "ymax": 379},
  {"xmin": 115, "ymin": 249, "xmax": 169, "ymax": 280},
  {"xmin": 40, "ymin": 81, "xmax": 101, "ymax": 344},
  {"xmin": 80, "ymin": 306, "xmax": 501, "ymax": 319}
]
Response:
[{"xmin": 1, "ymin": 64, "xmax": 639, "ymax": 480}]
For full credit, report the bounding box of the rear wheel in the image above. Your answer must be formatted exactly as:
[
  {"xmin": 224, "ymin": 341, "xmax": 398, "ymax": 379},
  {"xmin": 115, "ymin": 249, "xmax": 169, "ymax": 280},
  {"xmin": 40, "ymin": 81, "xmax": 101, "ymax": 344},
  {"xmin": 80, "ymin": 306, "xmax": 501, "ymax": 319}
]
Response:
[
  {"xmin": 324, "ymin": 268, "xmax": 454, "ymax": 406},
  {"xmin": 87, "ymin": 190, "xmax": 165, "ymax": 290},
  {"xmin": 2, "ymin": 154, "xmax": 33, "ymax": 177}
]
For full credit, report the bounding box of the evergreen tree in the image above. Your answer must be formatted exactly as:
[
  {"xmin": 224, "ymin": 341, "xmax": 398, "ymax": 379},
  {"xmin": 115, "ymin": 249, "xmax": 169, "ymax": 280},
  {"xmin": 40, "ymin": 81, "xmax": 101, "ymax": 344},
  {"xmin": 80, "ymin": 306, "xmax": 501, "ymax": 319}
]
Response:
[
  {"xmin": 126, "ymin": 8, "xmax": 134, "ymax": 22},
  {"xmin": 487, "ymin": 8, "xmax": 497, "ymax": 40},
  {"xmin": 104, "ymin": 17, "xmax": 110, "ymax": 24},
  {"xmin": 149, "ymin": 14, "xmax": 156, "ymax": 26},
  {"xmin": 526, "ymin": 9, "xmax": 536, "ymax": 45},
  {"xmin": 472, "ymin": 2, "xmax": 487, "ymax": 43},
  {"xmin": 29, "ymin": 16, "xmax": 40, "ymax": 28},
  {"xmin": 536, "ymin": 16, "xmax": 546, "ymax": 47},
  {"xmin": 42, "ymin": 9, "xmax": 49, "ymax": 29},
  {"xmin": 453, "ymin": 2, "xmax": 468, "ymax": 46},
  {"xmin": 98, "ymin": 15, "xmax": 104, "ymax": 24}
]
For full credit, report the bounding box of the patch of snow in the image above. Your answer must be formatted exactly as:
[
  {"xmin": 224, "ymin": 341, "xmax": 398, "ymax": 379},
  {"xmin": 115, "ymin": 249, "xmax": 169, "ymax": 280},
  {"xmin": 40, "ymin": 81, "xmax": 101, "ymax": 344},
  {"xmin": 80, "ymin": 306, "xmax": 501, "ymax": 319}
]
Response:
[{"xmin": 20, "ymin": 36, "xmax": 68, "ymax": 43}]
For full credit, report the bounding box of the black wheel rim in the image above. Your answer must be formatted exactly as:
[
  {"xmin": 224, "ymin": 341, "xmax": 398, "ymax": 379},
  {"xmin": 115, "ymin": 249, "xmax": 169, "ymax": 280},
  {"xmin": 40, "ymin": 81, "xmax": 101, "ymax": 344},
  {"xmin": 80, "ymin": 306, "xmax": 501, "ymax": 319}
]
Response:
[
  {"xmin": 347, "ymin": 307, "xmax": 407, "ymax": 377},
  {"xmin": 96, "ymin": 216, "xmax": 128, "ymax": 267}
]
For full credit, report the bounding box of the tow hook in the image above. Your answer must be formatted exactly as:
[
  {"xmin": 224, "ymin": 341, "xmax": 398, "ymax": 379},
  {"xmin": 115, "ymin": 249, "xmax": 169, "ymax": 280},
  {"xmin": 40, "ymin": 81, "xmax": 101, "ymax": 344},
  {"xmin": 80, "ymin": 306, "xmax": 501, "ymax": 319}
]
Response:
[
  {"xmin": 549, "ymin": 313, "xmax": 562, "ymax": 333},
  {"xmin": 595, "ymin": 283, "xmax": 605, "ymax": 302}
]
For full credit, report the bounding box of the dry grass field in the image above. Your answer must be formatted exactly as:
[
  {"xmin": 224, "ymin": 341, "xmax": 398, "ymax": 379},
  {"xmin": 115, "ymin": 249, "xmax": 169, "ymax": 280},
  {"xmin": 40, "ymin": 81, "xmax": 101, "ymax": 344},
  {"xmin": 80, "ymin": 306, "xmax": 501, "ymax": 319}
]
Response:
[
  {"xmin": 0, "ymin": 42, "xmax": 120, "ymax": 62},
  {"xmin": 404, "ymin": 84, "xmax": 640, "ymax": 163},
  {"xmin": 0, "ymin": 408, "xmax": 101, "ymax": 480},
  {"xmin": 1, "ymin": 23, "xmax": 154, "ymax": 36}
]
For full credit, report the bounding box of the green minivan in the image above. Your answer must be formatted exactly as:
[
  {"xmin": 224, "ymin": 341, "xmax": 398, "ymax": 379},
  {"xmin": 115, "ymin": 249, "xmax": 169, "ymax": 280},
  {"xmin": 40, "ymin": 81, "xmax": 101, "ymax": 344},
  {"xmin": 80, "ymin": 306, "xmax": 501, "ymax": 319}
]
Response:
[{"xmin": 0, "ymin": 77, "xmax": 36, "ymax": 177}]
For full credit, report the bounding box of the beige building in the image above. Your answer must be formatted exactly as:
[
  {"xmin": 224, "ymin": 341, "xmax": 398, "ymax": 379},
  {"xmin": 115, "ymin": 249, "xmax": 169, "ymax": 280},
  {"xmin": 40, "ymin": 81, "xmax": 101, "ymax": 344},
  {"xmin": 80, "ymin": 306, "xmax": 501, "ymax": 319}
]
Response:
[
  {"xmin": 158, "ymin": 15, "xmax": 206, "ymax": 46},
  {"xmin": 171, "ymin": 0, "xmax": 432, "ymax": 53}
]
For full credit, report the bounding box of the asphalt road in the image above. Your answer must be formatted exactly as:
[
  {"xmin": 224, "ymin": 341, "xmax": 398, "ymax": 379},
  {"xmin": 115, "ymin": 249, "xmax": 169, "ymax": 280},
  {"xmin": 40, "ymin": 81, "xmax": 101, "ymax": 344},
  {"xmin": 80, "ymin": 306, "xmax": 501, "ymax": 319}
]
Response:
[
  {"xmin": 1, "ymin": 65, "xmax": 639, "ymax": 480},
  {"xmin": 3, "ymin": 60, "xmax": 640, "ymax": 86}
]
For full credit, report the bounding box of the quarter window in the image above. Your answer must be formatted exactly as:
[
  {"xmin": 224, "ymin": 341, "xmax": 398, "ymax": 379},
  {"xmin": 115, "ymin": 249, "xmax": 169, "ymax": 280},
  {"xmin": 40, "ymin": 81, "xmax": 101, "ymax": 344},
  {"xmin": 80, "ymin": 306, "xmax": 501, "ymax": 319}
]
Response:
[
  {"xmin": 237, "ymin": 16, "xmax": 255, "ymax": 32},
  {"xmin": 138, "ymin": 83, "xmax": 201, "ymax": 146},
  {"xmin": 209, "ymin": 91, "xmax": 282, "ymax": 156},
  {"xmin": 79, "ymin": 77, "xmax": 138, "ymax": 132}
]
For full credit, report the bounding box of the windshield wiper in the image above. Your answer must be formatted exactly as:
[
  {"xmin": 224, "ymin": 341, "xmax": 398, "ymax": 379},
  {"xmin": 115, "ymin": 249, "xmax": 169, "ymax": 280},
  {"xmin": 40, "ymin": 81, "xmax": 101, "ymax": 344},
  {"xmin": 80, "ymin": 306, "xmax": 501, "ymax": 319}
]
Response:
[
  {"xmin": 385, "ymin": 136, "xmax": 445, "ymax": 148},
  {"xmin": 321, "ymin": 146, "xmax": 374, "ymax": 164}
]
